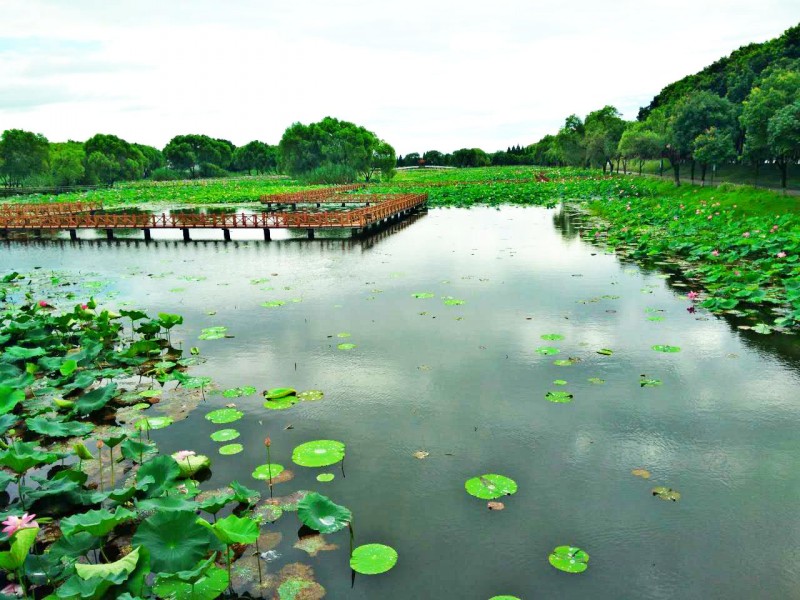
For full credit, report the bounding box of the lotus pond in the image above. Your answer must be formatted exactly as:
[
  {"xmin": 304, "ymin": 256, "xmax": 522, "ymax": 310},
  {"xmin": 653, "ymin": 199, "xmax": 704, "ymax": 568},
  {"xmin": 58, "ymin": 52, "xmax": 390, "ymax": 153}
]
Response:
[{"xmin": 1, "ymin": 204, "xmax": 799, "ymax": 599}]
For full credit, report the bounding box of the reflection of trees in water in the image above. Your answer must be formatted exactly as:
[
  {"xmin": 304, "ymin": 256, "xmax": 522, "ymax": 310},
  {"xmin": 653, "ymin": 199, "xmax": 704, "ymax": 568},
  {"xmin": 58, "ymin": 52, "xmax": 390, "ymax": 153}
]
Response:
[
  {"xmin": 552, "ymin": 207, "xmax": 800, "ymax": 371},
  {"xmin": 551, "ymin": 206, "xmax": 581, "ymax": 240}
]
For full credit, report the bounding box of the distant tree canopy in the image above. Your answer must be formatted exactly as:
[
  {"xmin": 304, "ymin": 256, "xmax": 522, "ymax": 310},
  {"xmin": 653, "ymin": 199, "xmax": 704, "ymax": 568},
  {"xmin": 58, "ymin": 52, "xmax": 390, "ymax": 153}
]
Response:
[
  {"xmin": 525, "ymin": 23, "xmax": 800, "ymax": 187},
  {"xmin": 278, "ymin": 117, "xmax": 396, "ymax": 183},
  {"xmin": 233, "ymin": 141, "xmax": 279, "ymax": 174},
  {"xmin": 83, "ymin": 133, "xmax": 150, "ymax": 184},
  {"xmin": 163, "ymin": 134, "xmax": 234, "ymax": 178},
  {"xmin": 0, "ymin": 129, "xmax": 49, "ymax": 186}
]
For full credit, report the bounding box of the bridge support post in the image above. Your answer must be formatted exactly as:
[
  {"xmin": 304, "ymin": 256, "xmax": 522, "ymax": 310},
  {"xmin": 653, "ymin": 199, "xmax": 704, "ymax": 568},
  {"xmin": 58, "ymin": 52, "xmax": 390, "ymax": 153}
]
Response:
[
  {"xmin": 33, "ymin": 229, "xmax": 41, "ymax": 237},
  {"xmin": 0, "ymin": 229, "xmax": 7, "ymax": 239},
  {"xmin": 105, "ymin": 229, "xmax": 114, "ymax": 241},
  {"xmin": 316, "ymin": 203, "xmax": 321, "ymax": 208},
  {"xmin": 263, "ymin": 228, "xmax": 271, "ymax": 241},
  {"xmin": 307, "ymin": 229, "xmax": 315, "ymax": 239},
  {"xmin": 222, "ymin": 229, "xmax": 231, "ymax": 241},
  {"xmin": 351, "ymin": 228, "xmax": 361, "ymax": 237},
  {"xmin": 69, "ymin": 229, "xmax": 78, "ymax": 241},
  {"xmin": 182, "ymin": 228, "xmax": 191, "ymax": 242},
  {"xmin": 143, "ymin": 229, "xmax": 151, "ymax": 242}
]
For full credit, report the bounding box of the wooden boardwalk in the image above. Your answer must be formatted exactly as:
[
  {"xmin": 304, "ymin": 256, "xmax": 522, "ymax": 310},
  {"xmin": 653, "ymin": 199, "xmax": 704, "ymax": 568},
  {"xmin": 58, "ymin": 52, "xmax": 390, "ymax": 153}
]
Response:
[{"xmin": 0, "ymin": 194, "xmax": 427, "ymax": 241}]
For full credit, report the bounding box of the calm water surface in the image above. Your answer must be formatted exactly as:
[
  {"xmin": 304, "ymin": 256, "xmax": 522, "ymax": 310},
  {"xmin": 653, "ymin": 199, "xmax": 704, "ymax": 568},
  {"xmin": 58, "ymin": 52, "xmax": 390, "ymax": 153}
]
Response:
[{"xmin": 2, "ymin": 206, "xmax": 799, "ymax": 600}]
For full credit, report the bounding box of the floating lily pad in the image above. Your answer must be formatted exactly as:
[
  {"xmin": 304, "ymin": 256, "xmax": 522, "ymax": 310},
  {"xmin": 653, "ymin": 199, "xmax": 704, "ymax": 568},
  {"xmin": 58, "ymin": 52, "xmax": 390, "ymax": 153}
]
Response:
[
  {"xmin": 292, "ymin": 440, "xmax": 345, "ymax": 467},
  {"xmin": 443, "ymin": 297, "xmax": 465, "ymax": 306},
  {"xmin": 464, "ymin": 474, "xmax": 518, "ymax": 500},
  {"xmin": 138, "ymin": 389, "xmax": 162, "ymax": 398},
  {"xmin": 652, "ymin": 345, "xmax": 681, "ymax": 353},
  {"xmin": 264, "ymin": 388, "xmax": 296, "ymax": 399},
  {"xmin": 412, "ymin": 292, "xmax": 434, "ymax": 299},
  {"xmin": 336, "ymin": 332, "xmax": 351, "ymax": 338},
  {"xmin": 199, "ymin": 326, "xmax": 228, "ymax": 340},
  {"xmin": 412, "ymin": 450, "xmax": 429, "ymax": 459},
  {"xmin": 553, "ymin": 359, "xmax": 574, "ymax": 366},
  {"xmin": 540, "ymin": 333, "xmax": 564, "ymax": 341},
  {"xmin": 172, "ymin": 453, "xmax": 210, "ymax": 478},
  {"xmin": 222, "ymin": 386, "xmax": 257, "ymax": 398},
  {"xmin": 536, "ymin": 346, "xmax": 560, "ymax": 355},
  {"xmin": 297, "ymin": 492, "xmax": 351, "ymax": 534},
  {"xmin": 350, "ymin": 544, "xmax": 398, "ymax": 575},
  {"xmin": 297, "ymin": 390, "xmax": 324, "ymax": 402},
  {"xmin": 252, "ymin": 464, "xmax": 285, "ymax": 480},
  {"xmin": 631, "ymin": 468, "xmax": 651, "ymax": 479},
  {"xmin": 337, "ymin": 343, "xmax": 356, "ymax": 350},
  {"xmin": 587, "ymin": 377, "xmax": 605, "ymax": 385},
  {"xmin": 210, "ymin": 429, "xmax": 240, "ymax": 442},
  {"xmin": 545, "ymin": 391, "xmax": 574, "ymax": 403},
  {"xmin": 219, "ymin": 444, "xmax": 243, "ymax": 455},
  {"xmin": 652, "ymin": 486, "xmax": 681, "ymax": 501},
  {"xmin": 294, "ymin": 534, "xmax": 338, "ymax": 557},
  {"xmin": 263, "ymin": 397, "xmax": 297, "ymax": 410},
  {"xmin": 549, "ymin": 546, "xmax": 589, "ymax": 573},
  {"xmin": 205, "ymin": 408, "xmax": 243, "ymax": 424},
  {"xmin": 489, "ymin": 596, "xmax": 521, "ymax": 600},
  {"xmin": 316, "ymin": 473, "xmax": 334, "ymax": 482},
  {"xmin": 134, "ymin": 416, "xmax": 173, "ymax": 431},
  {"xmin": 553, "ymin": 379, "xmax": 568, "ymax": 386},
  {"xmin": 647, "ymin": 316, "xmax": 665, "ymax": 322},
  {"xmin": 640, "ymin": 378, "xmax": 662, "ymax": 387},
  {"xmin": 596, "ymin": 348, "xmax": 613, "ymax": 356},
  {"xmin": 261, "ymin": 300, "xmax": 286, "ymax": 308}
]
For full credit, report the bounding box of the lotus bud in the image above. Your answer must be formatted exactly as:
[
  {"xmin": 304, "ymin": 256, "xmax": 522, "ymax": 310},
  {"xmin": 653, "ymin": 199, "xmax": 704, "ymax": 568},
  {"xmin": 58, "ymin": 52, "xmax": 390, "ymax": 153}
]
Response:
[
  {"xmin": 96, "ymin": 440, "xmax": 104, "ymax": 449},
  {"xmin": 264, "ymin": 437, "xmax": 271, "ymax": 447}
]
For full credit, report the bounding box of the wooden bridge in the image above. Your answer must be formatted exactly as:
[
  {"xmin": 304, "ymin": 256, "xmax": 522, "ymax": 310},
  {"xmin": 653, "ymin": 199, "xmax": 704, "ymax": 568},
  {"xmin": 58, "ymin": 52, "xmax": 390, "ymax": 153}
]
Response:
[{"xmin": 0, "ymin": 194, "xmax": 427, "ymax": 241}]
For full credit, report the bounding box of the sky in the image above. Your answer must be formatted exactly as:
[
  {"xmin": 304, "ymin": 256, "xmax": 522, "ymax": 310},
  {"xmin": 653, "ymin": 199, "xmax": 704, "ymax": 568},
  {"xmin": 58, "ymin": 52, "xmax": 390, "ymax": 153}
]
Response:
[{"xmin": 0, "ymin": 1, "xmax": 798, "ymax": 155}]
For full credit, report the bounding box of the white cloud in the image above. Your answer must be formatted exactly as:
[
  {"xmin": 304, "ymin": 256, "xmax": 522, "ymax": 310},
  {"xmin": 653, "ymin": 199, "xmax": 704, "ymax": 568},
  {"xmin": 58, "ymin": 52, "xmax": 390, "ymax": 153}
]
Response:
[{"xmin": 1, "ymin": 0, "xmax": 798, "ymax": 153}]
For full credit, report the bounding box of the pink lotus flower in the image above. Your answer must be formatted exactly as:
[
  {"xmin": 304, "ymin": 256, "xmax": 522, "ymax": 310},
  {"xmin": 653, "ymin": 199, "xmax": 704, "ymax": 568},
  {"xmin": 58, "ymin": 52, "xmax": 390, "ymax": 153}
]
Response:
[
  {"xmin": 711, "ymin": 250, "xmax": 719, "ymax": 256},
  {"xmin": 173, "ymin": 450, "xmax": 196, "ymax": 461},
  {"xmin": 687, "ymin": 291, "xmax": 699, "ymax": 301},
  {"xmin": 777, "ymin": 252, "xmax": 787, "ymax": 258},
  {"xmin": 38, "ymin": 300, "xmax": 48, "ymax": 307},
  {"xmin": 80, "ymin": 304, "xmax": 88, "ymax": 310},
  {"xmin": 734, "ymin": 270, "xmax": 741, "ymax": 276},
  {"xmin": 2, "ymin": 513, "xmax": 38, "ymax": 536},
  {"xmin": 742, "ymin": 232, "xmax": 750, "ymax": 238},
  {"xmin": 1, "ymin": 584, "xmax": 22, "ymax": 597}
]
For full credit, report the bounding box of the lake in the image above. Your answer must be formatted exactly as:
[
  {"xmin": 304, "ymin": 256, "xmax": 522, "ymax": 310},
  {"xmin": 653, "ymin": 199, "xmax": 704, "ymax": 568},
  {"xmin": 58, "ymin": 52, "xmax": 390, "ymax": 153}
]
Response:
[{"xmin": 2, "ymin": 205, "xmax": 798, "ymax": 599}]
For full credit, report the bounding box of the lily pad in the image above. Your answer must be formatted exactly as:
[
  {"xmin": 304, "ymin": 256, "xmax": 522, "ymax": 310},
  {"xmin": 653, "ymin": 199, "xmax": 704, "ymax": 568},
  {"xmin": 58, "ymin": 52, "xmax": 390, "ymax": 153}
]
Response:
[
  {"xmin": 640, "ymin": 378, "xmax": 662, "ymax": 387},
  {"xmin": 536, "ymin": 346, "xmax": 560, "ymax": 355},
  {"xmin": 631, "ymin": 468, "xmax": 651, "ymax": 479},
  {"xmin": 264, "ymin": 387, "xmax": 296, "ymax": 399},
  {"xmin": 172, "ymin": 453, "xmax": 211, "ymax": 478},
  {"xmin": 553, "ymin": 359, "xmax": 574, "ymax": 366},
  {"xmin": 443, "ymin": 297, "xmax": 465, "ymax": 306},
  {"xmin": 292, "ymin": 440, "xmax": 345, "ymax": 468},
  {"xmin": 652, "ymin": 345, "xmax": 681, "ymax": 353},
  {"xmin": 489, "ymin": 596, "xmax": 521, "ymax": 600},
  {"xmin": 412, "ymin": 292, "xmax": 434, "ymax": 299},
  {"xmin": 316, "ymin": 473, "xmax": 334, "ymax": 482},
  {"xmin": 261, "ymin": 300, "xmax": 286, "ymax": 308},
  {"xmin": 199, "ymin": 326, "xmax": 228, "ymax": 340},
  {"xmin": 337, "ymin": 332, "xmax": 351, "ymax": 338},
  {"xmin": 263, "ymin": 396, "xmax": 297, "ymax": 410},
  {"xmin": 553, "ymin": 379, "xmax": 568, "ymax": 386},
  {"xmin": 545, "ymin": 391, "xmax": 574, "ymax": 403},
  {"xmin": 540, "ymin": 333, "xmax": 564, "ymax": 341},
  {"xmin": 464, "ymin": 474, "xmax": 518, "ymax": 500},
  {"xmin": 134, "ymin": 416, "xmax": 173, "ymax": 431},
  {"xmin": 337, "ymin": 343, "xmax": 356, "ymax": 350},
  {"xmin": 252, "ymin": 464, "xmax": 285, "ymax": 480},
  {"xmin": 294, "ymin": 534, "xmax": 338, "ymax": 557},
  {"xmin": 652, "ymin": 486, "xmax": 681, "ymax": 501},
  {"xmin": 297, "ymin": 390, "xmax": 324, "ymax": 402},
  {"xmin": 297, "ymin": 492, "xmax": 351, "ymax": 534},
  {"xmin": 205, "ymin": 408, "xmax": 243, "ymax": 424},
  {"xmin": 350, "ymin": 544, "xmax": 398, "ymax": 575},
  {"xmin": 219, "ymin": 444, "xmax": 243, "ymax": 456},
  {"xmin": 222, "ymin": 386, "xmax": 257, "ymax": 398},
  {"xmin": 548, "ymin": 545, "xmax": 589, "ymax": 573},
  {"xmin": 596, "ymin": 348, "xmax": 613, "ymax": 356},
  {"xmin": 587, "ymin": 377, "xmax": 605, "ymax": 385},
  {"xmin": 210, "ymin": 429, "xmax": 240, "ymax": 442}
]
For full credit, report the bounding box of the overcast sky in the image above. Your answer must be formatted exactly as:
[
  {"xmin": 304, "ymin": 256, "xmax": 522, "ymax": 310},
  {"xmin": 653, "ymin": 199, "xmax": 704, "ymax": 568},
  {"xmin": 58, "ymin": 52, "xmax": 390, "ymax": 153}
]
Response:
[{"xmin": 1, "ymin": 1, "xmax": 798, "ymax": 155}]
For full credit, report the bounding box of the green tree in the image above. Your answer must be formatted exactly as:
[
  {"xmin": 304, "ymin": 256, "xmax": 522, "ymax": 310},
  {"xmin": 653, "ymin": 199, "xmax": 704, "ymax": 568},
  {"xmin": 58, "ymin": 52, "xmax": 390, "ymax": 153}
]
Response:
[
  {"xmin": 0, "ymin": 129, "xmax": 50, "ymax": 187},
  {"xmin": 233, "ymin": 141, "xmax": 278, "ymax": 174},
  {"xmin": 278, "ymin": 117, "xmax": 396, "ymax": 182},
  {"xmin": 767, "ymin": 100, "xmax": 800, "ymax": 188},
  {"xmin": 163, "ymin": 135, "xmax": 232, "ymax": 178},
  {"xmin": 422, "ymin": 150, "xmax": 447, "ymax": 166},
  {"xmin": 584, "ymin": 106, "xmax": 626, "ymax": 173},
  {"xmin": 50, "ymin": 142, "xmax": 86, "ymax": 186},
  {"xmin": 617, "ymin": 125, "xmax": 664, "ymax": 175},
  {"xmin": 554, "ymin": 115, "xmax": 585, "ymax": 166},
  {"xmin": 692, "ymin": 127, "xmax": 737, "ymax": 184},
  {"xmin": 83, "ymin": 134, "xmax": 146, "ymax": 184},
  {"xmin": 451, "ymin": 148, "xmax": 490, "ymax": 167},
  {"xmin": 132, "ymin": 144, "xmax": 165, "ymax": 178}
]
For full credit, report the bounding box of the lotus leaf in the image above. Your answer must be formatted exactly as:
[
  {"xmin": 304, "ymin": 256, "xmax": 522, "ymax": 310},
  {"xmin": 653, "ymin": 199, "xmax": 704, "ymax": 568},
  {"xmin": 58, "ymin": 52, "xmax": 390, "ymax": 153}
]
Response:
[
  {"xmin": 292, "ymin": 440, "xmax": 345, "ymax": 467},
  {"xmin": 596, "ymin": 348, "xmax": 613, "ymax": 356},
  {"xmin": 536, "ymin": 346, "xmax": 560, "ymax": 355},
  {"xmin": 337, "ymin": 343, "xmax": 357, "ymax": 350},
  {"xmin": 261, "ymin": 300, "xmax": 286, "ymax": 308},
  {"xmin": 0, "ymin": 442, "xmax": 60, "ymax": 474},
  {"xmin": 153, "ymin": 565, "xmax": 229, "ymax": 600},
  {"xmin": 350, "ymin": 543, "xmax": 398, "ymax": 575},
  {"xmin": 553, "ymin": 359, "xmax": 574, "ymax": 366},
  {"xmin": 652, "ymin": 486, "xmax": 681, "ymax": 501},
  {"xmin": 264, "ymin": 387, "xmax": 296, "ymax": 399},
  {"xmin": 134, "ymin": 416, "xmax": 173, "ymax": 430},
  {"xmin": 443, "ymin": 297, "xmax": 465, "ymax": 305},
  {"xmin": 252, "ymin": 463, "xmax": 285, "ymax": 480},
  {"xmin": 222, "ymin": 386, "xmax": 256, "ymax": 398},
  {"xmin": 412, "ymin": 292, "xmax": 435, "ymax": 299},
  {"xmin": 61, "ymin": 507, "xmax": 136, "ymax": 538},
  {"xmin": 545, "ymin": 391, "xmax": 574, "ymax": 403},
  {"xmin": 199, "ymin": 326, "xmax": 228, "ymax": 340},
  {"xmin": 26, "ymin": 416, "xmax": 94, "ymax": 438},
  {"xmin": 640, "ymin": 378, "xmax": 662, "ymax": 387},
  {"xmin": 263, "ymin": 396, "xmax": 297, "ymax": 410},
  {"xmin": 0, "ymin": 526, "xmax": 38, "ymax": 571},
  {"xmin": 219, "ymin": 444, "xmax": 243, "ymax": 455},
  {"xmin": 548, "ymin": 545, "xmax": 589, "ymax": 573},
  {"xmin": 297, "ymin": 492, "xmax": 352, "ymax": 534},
  {"xmin": 297, "ymin": 389, "xmax": 324, "ymax": 402},
  {"xmin": 210, "ymin": 429, "xmax": 240, "ymax": 442},
  {"xmin": 203, "ymin": 513, "xmax": 259, "ymax": 545},
  {"xmin": 489, "ymin": 596, "xmax": 521, "ymax": 600},
  {"xmin": 171, "ymin": 452, "xmax": 211, "ymax": 478},
  {"xmin": 136, "ymin": 455, "xmax": 181, "ymax": 498},
  {"xmin": 553, "ymin": 379, "xmax": 567, "ymax": 386},
  {"xmin": 316, "ymin": 473, "xmax": 334, "ymax": 482},
  {"xmin": 652, "ymin": 345, "xmax": 681, "ymax": 353},
  {"xmin": 75, "ymin": 546, "xmax": 140, "ymax": 580},
  {"xmin": 133, "ymin": 510, "xmax": 213, "ymax": 574},
  {"xmin": 72, "ymin": 383, "xmax": 117, "ymax": 417},
  {"xmin": 465, "ymin": 474, "xmax": 518, "ymax": 499},
  {"xmin": 205, "ymin": 408, "xmax": 243, "ymax": 424},
  {"xmin": 588, "ymin": 377, "xmax": 605, "ymax": 384},
  {"xmin": 541, "ymin": 333, "xmax": 564, "ymax": 341}
]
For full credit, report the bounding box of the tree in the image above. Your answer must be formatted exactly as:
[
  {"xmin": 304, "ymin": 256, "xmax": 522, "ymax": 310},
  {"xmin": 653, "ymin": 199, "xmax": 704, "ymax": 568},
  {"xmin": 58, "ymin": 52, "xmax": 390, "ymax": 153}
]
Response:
[
  {"xmin": 0, "ymin": 129, "xmax": 49, "ymax": 187},
  {"xmin": 741, "ymin": 68, "xmax": 800, "ymax": 187},
  {"xmin": 163, "ymin": 135, "xmax": 233, "ymax": 178},
  {"xmin": 692, "ymin": 127, "xmax": 737, "ymax": 185},
  {"xmin": 233, "ymin": 141, "xmax": 278, "ymax": 174},
  {"xmin": 50, "ymin": 142, "xmax": 86, "ymax": 186},
  {"xmin": 618, "ymin": 125, "xmax": 664, "ymax": 175},
  {"xmin": 584, "ymin": 106, "xmax": 626, "ymax": 173},
  {"xmin": 133, "ymin": 144, "xmax": 165, "ymax": 178},
  {"xmin": 83, "ymin": 134, "xmax": 146, "ymax": 184},
  {"xmin": 767, "ymin": 100, "xmax": 800, "ymax": 189},
  {"xmin": 554, "ymin": 115, "xmax": 585, "ymax": 166},
  {"xmin": 422, "ymin": 150, "xmax": 448, "ymax": 166},
  {"xmin": 451, "ymin": 148, "xmax": 490, "ymax": 167},
  {"xmin": 278, "ymin": 117, "xmax": 396, "ymax": 182}
]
